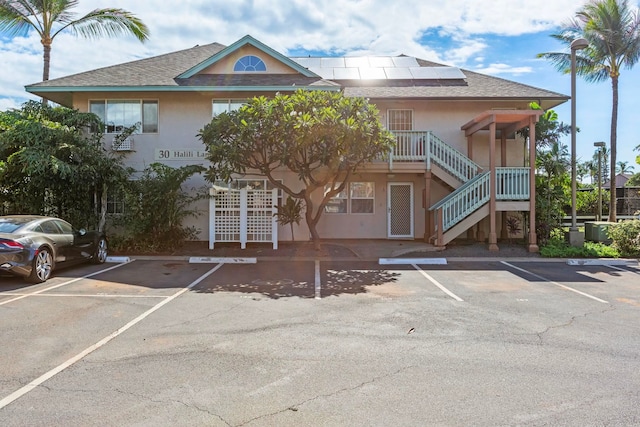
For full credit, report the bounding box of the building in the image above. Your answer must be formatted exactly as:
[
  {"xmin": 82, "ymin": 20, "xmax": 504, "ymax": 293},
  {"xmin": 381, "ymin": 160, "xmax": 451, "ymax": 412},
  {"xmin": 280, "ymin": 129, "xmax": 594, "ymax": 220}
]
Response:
[{"xmin": 26, "ymin": 35, "xmax": 568, "ymax": 251}]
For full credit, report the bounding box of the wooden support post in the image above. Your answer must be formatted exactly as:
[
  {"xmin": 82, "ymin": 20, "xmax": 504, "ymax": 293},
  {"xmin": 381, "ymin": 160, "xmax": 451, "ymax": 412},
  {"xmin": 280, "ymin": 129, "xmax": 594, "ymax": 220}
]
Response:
[
  {"xmin": 424, "ymin": 171, "xmax": 432, "ymax": 242},
  {"xmin": 488, "ymin": 121, "xmax": 499, "ymax": 251},
  {"xmin": 500, "ymin": 132, "xmax": 508, "ymax": 241},
  {"xmin": 528, "ymin": 117, "xmax": 539, "ymax": 252}
]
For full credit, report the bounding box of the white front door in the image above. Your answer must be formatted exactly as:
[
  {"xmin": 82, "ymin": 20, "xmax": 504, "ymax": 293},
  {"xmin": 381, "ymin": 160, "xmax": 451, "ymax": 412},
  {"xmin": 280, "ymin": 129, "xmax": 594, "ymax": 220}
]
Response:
[{"xmin": 387, "ymin": 182, "xmax": 414, "ymax": 238}]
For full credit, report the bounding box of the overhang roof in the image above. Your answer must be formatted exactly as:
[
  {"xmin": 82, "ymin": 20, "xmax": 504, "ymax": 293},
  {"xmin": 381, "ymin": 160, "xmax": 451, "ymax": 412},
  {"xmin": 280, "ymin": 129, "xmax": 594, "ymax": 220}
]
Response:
[{"xmin": 461, "ymin": 109, "xmax": 545, "ymax": 137}]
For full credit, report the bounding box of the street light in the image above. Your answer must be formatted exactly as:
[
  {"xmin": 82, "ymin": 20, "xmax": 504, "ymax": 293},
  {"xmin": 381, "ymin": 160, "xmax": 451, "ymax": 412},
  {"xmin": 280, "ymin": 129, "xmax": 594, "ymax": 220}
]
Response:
[
  {"xmin": 568, "ymin": 37, "xmax": 589, "ymax": 246},
  {"xmin": 594, "ymin": 141, "xmax": 605, "ymax": 221}
]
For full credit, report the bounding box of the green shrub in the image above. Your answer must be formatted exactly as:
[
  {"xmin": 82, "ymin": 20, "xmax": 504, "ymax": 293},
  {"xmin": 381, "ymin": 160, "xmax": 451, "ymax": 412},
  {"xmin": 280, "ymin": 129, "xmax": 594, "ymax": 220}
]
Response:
[
  {"xmin": 607, "ymin": 219, "xmax": 640, "ymax": 257},
  {"xmin": 110, "ymin": 163, "xmax": 206, "ymax": 253},
  {"xmin": 540, "ymin": 236, "xmax": 620, "ymax": 258}
]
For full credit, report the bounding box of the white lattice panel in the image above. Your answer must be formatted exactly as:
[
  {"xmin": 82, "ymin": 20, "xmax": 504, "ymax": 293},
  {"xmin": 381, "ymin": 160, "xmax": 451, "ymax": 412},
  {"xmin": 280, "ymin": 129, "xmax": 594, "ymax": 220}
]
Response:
[{"xmin": 210, "ymin": 188, "xmax": 278, "ymax": 249}]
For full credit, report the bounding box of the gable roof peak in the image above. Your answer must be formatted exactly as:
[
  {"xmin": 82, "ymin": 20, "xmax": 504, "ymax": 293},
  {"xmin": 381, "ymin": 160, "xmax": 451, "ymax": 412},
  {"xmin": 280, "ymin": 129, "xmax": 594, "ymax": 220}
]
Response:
[{"xmin": 177, "ymin": 34, "xmax": 319, "ymax": 79}]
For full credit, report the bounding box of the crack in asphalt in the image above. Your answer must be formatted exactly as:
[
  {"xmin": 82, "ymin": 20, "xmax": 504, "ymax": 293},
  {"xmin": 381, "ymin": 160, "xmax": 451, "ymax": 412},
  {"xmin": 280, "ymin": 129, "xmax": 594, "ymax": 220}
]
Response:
[
  {"xmin": 535, "ymin": 305, "xmax": 617, "ymax": 344},
  {"xmin": 234, "ymin": 364, "xmax": 418, "ymax": 426},
  {"xmin": 112, "ymin": 388, "xmax": 233, "ymax": 426}
]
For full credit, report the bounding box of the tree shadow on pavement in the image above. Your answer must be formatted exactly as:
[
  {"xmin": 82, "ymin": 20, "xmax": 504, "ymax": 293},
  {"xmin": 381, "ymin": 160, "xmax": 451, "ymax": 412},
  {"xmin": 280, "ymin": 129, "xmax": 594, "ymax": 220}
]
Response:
[{"xmin": 192, "ymin": 267, "xmax": 400, "ymax": 299}]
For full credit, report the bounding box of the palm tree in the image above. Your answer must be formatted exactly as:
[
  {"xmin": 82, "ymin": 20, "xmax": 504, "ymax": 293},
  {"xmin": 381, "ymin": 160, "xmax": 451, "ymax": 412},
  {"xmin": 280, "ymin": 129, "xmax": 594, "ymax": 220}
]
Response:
[
  {"xmin": 538, "ymin": 0, "xmax": 640, "ymax": 222},
  {"xmin": 0, "ymin": 0, "xmax": 149, "ymax": 83},
  {"xmin": 616, "ymin": 160, "xmax": 634, "ymax": 174}
]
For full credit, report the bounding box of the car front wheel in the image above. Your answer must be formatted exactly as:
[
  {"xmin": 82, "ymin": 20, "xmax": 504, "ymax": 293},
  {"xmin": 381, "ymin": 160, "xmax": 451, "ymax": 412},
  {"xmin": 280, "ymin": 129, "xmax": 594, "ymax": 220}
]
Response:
[
  {"xmin": 29, "ymin": 248, "xmax": 53, "ymax": 283},
  {"xmin": 92, "ymin": 238, "xmax": 108, "ymax": 264}
]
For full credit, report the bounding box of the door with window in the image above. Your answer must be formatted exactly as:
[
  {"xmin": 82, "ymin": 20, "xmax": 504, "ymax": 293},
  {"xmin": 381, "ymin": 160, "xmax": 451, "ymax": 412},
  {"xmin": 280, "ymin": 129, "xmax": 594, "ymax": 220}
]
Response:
[{"xmin": 387, "ymin": 183, "xmax": 414, "ymax": 238}]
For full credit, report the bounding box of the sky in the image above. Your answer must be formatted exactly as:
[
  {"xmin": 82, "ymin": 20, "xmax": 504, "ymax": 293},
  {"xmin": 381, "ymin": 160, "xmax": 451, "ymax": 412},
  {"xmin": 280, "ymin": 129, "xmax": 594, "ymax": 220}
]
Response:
[{"xmin": 0, "ymin": 0, "xmax": 639, "ymax": 170}]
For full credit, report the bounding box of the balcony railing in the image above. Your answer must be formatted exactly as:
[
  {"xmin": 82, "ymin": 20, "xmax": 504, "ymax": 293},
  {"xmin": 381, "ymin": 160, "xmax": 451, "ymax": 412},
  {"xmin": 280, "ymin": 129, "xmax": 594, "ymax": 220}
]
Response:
[
  {"xmin": 430, "ymin": 171, "xmax": 491, "ymax": 232},
  {"xmin": 497, "ymin": 167, "xmax": 530, "ymax": 200},
  {"xmin": 388, "ymin": 131, "xmax": 480, "ymax": 182},
  {"xmin": 430, "ymin": 167, "xmax": 531, "ymax": 233}
]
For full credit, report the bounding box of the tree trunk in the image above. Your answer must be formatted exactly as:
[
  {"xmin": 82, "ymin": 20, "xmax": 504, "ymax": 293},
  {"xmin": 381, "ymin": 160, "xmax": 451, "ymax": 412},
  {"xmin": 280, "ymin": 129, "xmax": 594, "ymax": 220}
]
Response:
[
  {"xmin": 41, "ymin": 39, "xmax": 52, "ymax": 105},
  {"xmin": 303, "ymin": 194, "xmax": 322, "ymax": 251},
  {"xmin": 98, "ymin": 183, "xmax": 108, "ymax": 232},
  {"xmin": 608, "ymin": 76, "xmax": 618, "ymax": 223}
]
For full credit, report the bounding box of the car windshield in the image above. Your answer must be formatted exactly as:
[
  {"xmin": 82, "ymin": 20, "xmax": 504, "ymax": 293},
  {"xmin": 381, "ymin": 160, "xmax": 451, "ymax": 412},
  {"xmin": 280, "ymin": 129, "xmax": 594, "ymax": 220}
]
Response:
[{"xmin": 0, "ymin": 217, "xmax": 34, "ymax": 233}]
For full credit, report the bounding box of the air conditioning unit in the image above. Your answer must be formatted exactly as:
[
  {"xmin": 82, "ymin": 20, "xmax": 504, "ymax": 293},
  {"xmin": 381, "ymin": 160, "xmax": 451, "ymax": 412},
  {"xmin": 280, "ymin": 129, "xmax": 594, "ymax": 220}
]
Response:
[{"xmin": 112, "ymin": 137, "xmax": 133, "ymax": 151}]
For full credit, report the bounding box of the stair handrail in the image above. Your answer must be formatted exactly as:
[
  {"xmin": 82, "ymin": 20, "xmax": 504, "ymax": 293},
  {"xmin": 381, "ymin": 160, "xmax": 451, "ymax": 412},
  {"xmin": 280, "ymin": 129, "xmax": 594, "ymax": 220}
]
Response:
[
  {"xmin": 429, "ymin": 171, "xmax": 491, "ymax": 232},
  {"xmin": 427, "ymin": 132, "xmax": 481, "ymax": 183}
]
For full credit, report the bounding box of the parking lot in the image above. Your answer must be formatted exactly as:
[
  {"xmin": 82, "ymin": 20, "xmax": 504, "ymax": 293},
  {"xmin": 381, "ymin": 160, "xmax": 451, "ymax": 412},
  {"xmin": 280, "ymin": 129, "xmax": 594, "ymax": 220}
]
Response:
[{"xmin": 1, "ymin": 258, "xmax": 639, "ymax": 426}]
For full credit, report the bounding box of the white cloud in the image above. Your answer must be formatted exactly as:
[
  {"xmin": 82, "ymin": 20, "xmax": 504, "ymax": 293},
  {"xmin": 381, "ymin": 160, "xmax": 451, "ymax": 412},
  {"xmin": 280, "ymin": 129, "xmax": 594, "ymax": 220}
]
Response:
[
  {"xmin": 0, "ymin": 0, "xmax": 592, "ymax": 107},
  {"xmin": 475, "ymin": 63, "xmax": 534, "ymax": 76}
]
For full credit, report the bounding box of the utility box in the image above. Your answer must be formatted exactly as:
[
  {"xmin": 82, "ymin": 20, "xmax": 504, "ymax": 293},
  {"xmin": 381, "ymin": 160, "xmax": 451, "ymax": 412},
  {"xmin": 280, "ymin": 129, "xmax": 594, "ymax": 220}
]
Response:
[{"xmin": 584, "ymin": 221, "xmax": 613, "ymax": 244}]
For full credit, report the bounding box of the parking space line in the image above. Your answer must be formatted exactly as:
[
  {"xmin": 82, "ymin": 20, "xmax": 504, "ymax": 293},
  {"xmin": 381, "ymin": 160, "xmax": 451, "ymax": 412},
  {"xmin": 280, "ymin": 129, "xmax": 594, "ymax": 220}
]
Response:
[
  {"xmin": 0, "ymin": 293, "xmax": 168, "ymax": 298},
  {"xmin": 412, "ymin": 264, "xmax": 464, "ymax": 302},
  {"xmin": 608, "ymin": 264, "xmax": 640, "ymax": 274},
  {"xmin": 0, "ymin": 263, "xmax": 223, "ymax": 410},
  {"xmin": 501, "ymin": 261, "xmax": 609, "ymax": 304},
  {"xmin": 0, "ymin": 261, "xmax": 135, "ymax": 307}
]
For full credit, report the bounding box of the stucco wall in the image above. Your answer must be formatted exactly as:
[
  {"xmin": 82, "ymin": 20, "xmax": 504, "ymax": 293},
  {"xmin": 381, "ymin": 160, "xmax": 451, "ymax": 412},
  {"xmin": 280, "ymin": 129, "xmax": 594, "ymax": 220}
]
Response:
[{"xmin": 72, "ymin": 93, "xmax": 531, "ymax": 242}]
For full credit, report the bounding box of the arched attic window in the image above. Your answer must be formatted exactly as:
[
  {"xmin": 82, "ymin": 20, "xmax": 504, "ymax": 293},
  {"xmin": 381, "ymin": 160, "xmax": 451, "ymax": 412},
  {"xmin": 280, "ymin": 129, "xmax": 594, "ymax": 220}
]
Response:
[{"xmin": 233, "ymin": 55, "xmax": 267, "ymax": 72}]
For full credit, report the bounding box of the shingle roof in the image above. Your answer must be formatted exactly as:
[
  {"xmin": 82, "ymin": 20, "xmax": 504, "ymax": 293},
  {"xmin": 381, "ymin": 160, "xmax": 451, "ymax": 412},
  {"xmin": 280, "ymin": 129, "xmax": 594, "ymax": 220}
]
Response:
[
  {"xmin": 344, "ymin": 69, "xmax": 567, "ymax": 101},
  {"xmin": 26, "ymin": 40, "xmax": 567, "ymax": 106},
  {"xmin": 28, "ymin": 43, "xmax": 227, "ymax": 88}
]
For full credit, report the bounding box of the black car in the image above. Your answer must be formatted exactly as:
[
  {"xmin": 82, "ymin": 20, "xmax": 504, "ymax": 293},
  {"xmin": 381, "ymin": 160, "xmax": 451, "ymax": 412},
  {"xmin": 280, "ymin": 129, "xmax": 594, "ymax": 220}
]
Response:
[{"xmin": 0, "ymin": 215, "xmax": 108, "ymax": 283}]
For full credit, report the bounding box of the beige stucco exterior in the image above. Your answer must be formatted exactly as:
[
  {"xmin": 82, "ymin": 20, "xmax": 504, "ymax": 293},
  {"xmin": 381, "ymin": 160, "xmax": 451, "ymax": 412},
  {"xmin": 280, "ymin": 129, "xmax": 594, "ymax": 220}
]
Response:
[{"xmin": 27, "ymin": 35, "xmax": 566, "ymax": 249}]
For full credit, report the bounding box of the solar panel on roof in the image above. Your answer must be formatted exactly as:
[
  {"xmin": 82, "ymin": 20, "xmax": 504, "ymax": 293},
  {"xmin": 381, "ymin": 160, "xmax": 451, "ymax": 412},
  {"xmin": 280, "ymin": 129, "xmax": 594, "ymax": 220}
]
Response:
[
  {"xmin": 293, "ymin": 57, "xmax": 310, "ymax": 67},
  {"xmin": 384, "ymin": 67, "xmax": 413, "ymax": 79},
  {"xmin": 321, "ymin": 57, "xmax": 345, "ymax": 68},
  {"xmin": 392, "ymin": 57, "xmax": 419, "ymax": 67},
  {"xmin": 435, "ymin": 67, "xmax": 466, "ymax": 79},
  {"xmin": 345, "ymin": 57, "xmax": 370, "ymax": 68},
  {"xmin": 359, "ymin": 67, "xmax": 386, "ymax": 79},
  {"xmin": 369, "ymin": 57, "xmax": 395, "ymax": 67},
  {"xmin": 410, "ymin": 67, "xmax": 439, "ymax": 79},
  {"xmin": 334, "ymin": 67, "xmax": 361, "ymax": 79},
  {"xmin": 309, "ymin": 67, "xmax": 333, "ymax": 79},
  {"xmin": 289, "ymin": 56, "xmax": 466, "ymax": 81}
]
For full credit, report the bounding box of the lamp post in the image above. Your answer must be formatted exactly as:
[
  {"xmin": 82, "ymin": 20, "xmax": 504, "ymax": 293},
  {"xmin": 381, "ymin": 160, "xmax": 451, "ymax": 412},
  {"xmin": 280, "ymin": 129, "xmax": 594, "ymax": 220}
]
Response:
[
  {"xmin": 568, "ymin": 37, "xmax": 589, "ymax": 246},
  {"xmin": 594, "ymin": 141, "xmax": 605, "ymax": 221}
]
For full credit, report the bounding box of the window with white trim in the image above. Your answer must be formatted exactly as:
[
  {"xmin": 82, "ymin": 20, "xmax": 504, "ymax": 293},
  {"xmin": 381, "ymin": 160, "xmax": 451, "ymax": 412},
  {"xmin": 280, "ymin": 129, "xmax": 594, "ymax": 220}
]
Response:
[
  {"xmin": 212, "ymin": 99, "xmax": 246, "ymax": 117},
  {"xmin": 90, "ymin": 100, "xmax": 158, "ymax": 133},
  {"xmin": 325, "ymin": 182, "xmax": 374, "ymax": 214},
  {"xmin": 387, "ymin": 109, "xmax": 413, "ymax": 131}
]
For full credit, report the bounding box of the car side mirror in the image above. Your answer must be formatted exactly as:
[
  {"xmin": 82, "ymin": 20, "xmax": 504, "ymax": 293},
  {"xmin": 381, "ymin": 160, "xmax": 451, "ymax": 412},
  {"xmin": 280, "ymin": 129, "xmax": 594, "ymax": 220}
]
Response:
[{"xmin": 78, "ymin": 228, "xmax": 87, "ymax": 236}]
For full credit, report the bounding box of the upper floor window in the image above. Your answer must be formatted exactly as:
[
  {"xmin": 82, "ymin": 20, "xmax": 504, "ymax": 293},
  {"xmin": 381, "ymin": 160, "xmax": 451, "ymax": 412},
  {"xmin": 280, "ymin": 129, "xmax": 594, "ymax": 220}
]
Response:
[
  {"xmin": 233, "ymin": 55, "xmax": 267, "ymax": 72},
  {"xmin": 212, "ymin": 99, "xmax": 246, "ymax": 117},
  {"xmin": 90, "ymin": 100, "xmax": 158, "ymax": 134},
  {"xmin": 387, "ymin": 109, "xmax": 413, "ymax": 131}
]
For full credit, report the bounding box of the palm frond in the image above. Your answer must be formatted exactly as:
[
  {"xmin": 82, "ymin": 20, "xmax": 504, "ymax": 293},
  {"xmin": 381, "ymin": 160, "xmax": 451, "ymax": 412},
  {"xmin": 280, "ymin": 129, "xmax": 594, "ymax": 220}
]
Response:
[
  {"xmin": 0, "ymin": 0, "xmax": 41, "ymax": 36},
  {"xmin": 57, "ymin": 8, "xmax": 149, "ymax": 42}
]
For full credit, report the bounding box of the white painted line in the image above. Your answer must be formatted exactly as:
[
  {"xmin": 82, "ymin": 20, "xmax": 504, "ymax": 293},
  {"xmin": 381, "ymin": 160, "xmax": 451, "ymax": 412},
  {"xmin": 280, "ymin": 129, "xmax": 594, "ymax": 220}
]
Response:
[
  {"xmin": 315, "ymin": 260, "xmax": 321, "ymax": 300},
  {"xmin": 0, "ymin": 263, "xmax": 223, "ymax": 410},
  {"xmin": 567, "ymin": 259, "xmax": 638, "ymax": 266},
  {"xmin": 607, "ymin": 264, "xmax": 639, "ymax": 273},
  {"xmin": 189, "ymin": 257, "xmax": 257, "ymax": 264},
  {"xmin": 0, "ymin": 260, "xmax": 135, "ymax": 307},
  {"xmin": 501, "ymin": 261, "xmax": 608, "ymax": 304},
  {"xmin": 380, "ymin": 258, "xmax": 447, "ymax": 265},
  {"xmin": 412, "ymin": 264, "xmax": 463, "ymax": 302},
  {"xmin": 0, "ymin": 293, "xmax": 167, "ymax": 298},
  {"xmin": 106, "ymin": 256, "xmax": 130, "ymax": 263}
]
